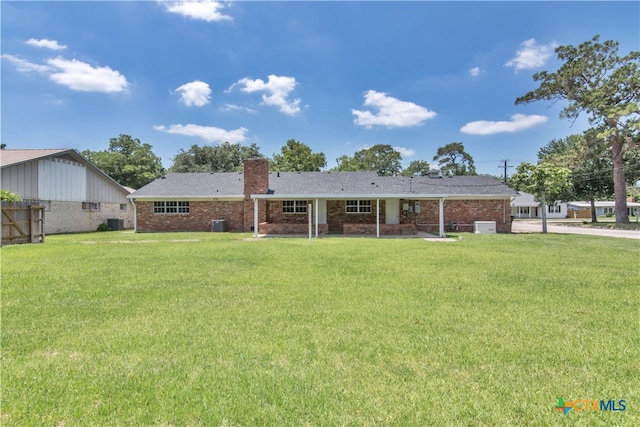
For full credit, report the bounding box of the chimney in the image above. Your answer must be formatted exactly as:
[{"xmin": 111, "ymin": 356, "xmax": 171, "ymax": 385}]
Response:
[{"xmin": 243, "ymin": 157, "xmax": 269, "ymax": 231}]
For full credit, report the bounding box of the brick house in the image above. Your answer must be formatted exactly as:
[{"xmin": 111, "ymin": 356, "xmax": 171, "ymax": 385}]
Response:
[{"xmin": 129, "ymin": 158, "xmax": 517, "ymax": 236}]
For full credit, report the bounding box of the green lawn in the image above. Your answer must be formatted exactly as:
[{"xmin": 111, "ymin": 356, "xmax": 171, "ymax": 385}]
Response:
[{"xmin": 1, "ymin": 232, "xmax": 638, "ymax": 425}]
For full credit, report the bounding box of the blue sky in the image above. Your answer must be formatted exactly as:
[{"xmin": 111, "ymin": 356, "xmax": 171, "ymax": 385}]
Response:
[{"xmin": 2, "ymin": 1, "xmax": 639, "ymax": 175}]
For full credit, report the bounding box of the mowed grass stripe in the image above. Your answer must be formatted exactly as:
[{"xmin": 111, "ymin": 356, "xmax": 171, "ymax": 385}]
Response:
[{"xmin": 1, "ymin": 232, "xmax": 638, "ymax": 425}]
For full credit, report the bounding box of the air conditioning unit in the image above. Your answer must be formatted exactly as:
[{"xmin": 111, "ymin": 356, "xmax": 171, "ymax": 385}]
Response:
[
  {"xmin": 211, "ymin": 220, "xmax": 227, "ymax": 232},
  {"xmin": 474, "ymin": 221, "xmax": 496, "ymax": 234}
]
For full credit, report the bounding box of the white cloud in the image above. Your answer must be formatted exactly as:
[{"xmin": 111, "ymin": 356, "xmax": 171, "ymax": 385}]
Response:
[
  {"xmin": 352, "ymin": 90, "xmax": 436, "ymax": 128},
  {"xmin": 26, "ymin": 38, "xmax": 66, "ymax": 50},
  {"xmin": 1, "ymin": 54, "xmax": 51, "ymax": 73},
  {"xmin": 46, "ymin": 57, "xmax": 129, "ymax": 93},
  {"xmin": 221, "ymin": 103, "xmax": 257, "ymax": 113},
  {"xmin": 175, "ymin": 80, "xmax": 211, "ymax": 107},
  {"xmin": 232, "ymin": 75, "xmax": 301, "ymax": 116},
  {"xmin": 460, "ymin": 114, "xmax": 548, "ymax": 135},
  {"xmin": 506, "ymin": 38, "xmax": 557, "ymax": 71},
  {"xmin": 163, "ymin": 0, "xmax": 232, "ymax": 22},
  {"xmin": 469, "ymin": 67, "xmax": 480, "ymax": 77},
  {"xmin": 394, "ymin": 146, "xmax": 416, "ymax": 157},
  {"xmin": 153, "ymin": 124, "xmax": 248, "ymax": 143}
]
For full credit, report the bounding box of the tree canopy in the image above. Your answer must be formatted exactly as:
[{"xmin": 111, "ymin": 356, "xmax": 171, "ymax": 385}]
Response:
[
  {"xmin": 170, "ymin": 142, "xmax": 262, "ymax": 173},
  {"xmin": 515, "ymin": 35, "xmax": 640, "ymax": 223},
  {"xmin": 270, "ymin": 139, "xmax": 326, "ymax": 172},
  {"xmin": 400, "ymin": 160, "xmax": 432, "ymax": 176},
  {"xmin": 432, "ymin": 142, "xmax": 476, "ymax": 176},
  {"xmin": 511, "ymin": 162, "xmax": 571, "ymax": 232},
  {"xmin": 335, "ymin": 144, "xmax": 402, "ymax": 176},
  {"xmin": 82, "ymin": 134, "xmax": 163, "ymax": 189}
]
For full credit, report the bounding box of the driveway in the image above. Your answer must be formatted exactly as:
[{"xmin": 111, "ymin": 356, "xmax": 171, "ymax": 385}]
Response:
[{"xmin": 512, "ymin": 220, "xmax": 640, "ymax": 240}]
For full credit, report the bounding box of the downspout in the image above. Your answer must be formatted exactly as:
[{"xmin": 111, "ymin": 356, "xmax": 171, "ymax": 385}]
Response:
[
  {"xmin": 131, "ymin": 198, "xmax": 137, "ymax": 232},
  {"xmin": 253, "ymin": 198, "xmax": 258, "ymax": 237}
]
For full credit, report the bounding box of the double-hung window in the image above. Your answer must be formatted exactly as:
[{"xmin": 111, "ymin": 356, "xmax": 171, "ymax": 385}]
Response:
[
  {"xmin": 154, "ymin": 201, "xmax": 189, "ymax": 214},
  {"xmin": 282, "ymin": 200, "xmax": 307, "ymax": 214},
  {"xmin": 346, "ymin": 200, "xmax": 372, "ymax": 214},
  {"xmin": 548, "ymin": 204, "xmax": 561, "ymax": 213}
]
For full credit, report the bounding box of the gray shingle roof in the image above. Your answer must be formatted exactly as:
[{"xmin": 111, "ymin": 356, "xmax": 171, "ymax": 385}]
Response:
[
  {"xmin": 131, "ymin": 171, "xmax": 516, "ymax": 199},
  {"xmin": 130, "ymin": 172, "xmax": 244, "ymax": 198}
]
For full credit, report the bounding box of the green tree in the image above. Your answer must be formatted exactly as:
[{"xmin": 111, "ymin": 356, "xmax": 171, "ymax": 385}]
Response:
[
  {"xmin": 515, "ymin": 35, "xmax": 640, "ymax": 224},
  {"xmin": 432, "ymin": 142, "xmax": 476, "ymax": 176},
  {"xmin": 270, "ymin": 139, "xmax": 326, "ymax": 172},
  {"xmin": 401, "ymin": 160, "xmax": 432, "ymax": 176},
  {"xmin": 335, "ymin": 144, "xmax": 402, "ymax": 176},
  {"xmin": 82, "ymin": 134, "xmax": 163, "ymax": 189},
  {"xmin": 170, "ymin": 142, "xmax": 262, "ymax": 173},
  {"xmin": 511, "ymin": 162, "xmax": 571, "ymax": 233}
]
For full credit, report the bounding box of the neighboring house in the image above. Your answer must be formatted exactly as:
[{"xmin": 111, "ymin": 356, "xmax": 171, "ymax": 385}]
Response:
[
  {"xmin": 129, "ymin": 158, "xmax": 517, "ymax": 237},
  {"xmin": 567, "ymin": 201, "xmax": 640, "ymax": 218},
  {"xmin": 1, "ymin": 149, "xmax": 134, "ymax": 234},
  {"xmin": 510, "ymin": 191, "xmax": 567, "ymax": 219}
]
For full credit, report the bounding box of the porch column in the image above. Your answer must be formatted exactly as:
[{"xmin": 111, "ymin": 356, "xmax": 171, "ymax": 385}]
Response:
[
  {"xmin": 253, "ymin": 198, "xmax": 258, "ymax": 237},
  {"xmin": 376, "ymin": 199, "xmax": 380, "ymax": 238},
  {"xmin": 439, "ymin": 198, "xmax": 445, "ymax": 237},
  {"xmin": 315, "ymin": 198, "xmax": 319, "ymax": 238}
]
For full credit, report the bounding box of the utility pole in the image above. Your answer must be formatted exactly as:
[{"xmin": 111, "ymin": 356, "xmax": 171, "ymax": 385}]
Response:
[{"xmin": 499, "ymin": 159, "xmax": 513, "ymax": 184}]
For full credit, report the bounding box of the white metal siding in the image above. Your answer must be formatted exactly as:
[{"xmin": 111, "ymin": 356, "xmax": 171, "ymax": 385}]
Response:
[
  {"xmin": 1, "ymin": 162, "xmax": 39, "ymax": 199},
  {"xmin": 86, "ymin": 169, "xmax": 129, "ymax": 203},
  {"xmin": 38, "ymin": 158, "xmax": 86, "ymax": 201}
]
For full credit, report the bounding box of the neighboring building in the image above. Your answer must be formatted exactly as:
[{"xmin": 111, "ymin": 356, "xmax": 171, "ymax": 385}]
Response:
[
  {"xmin": 129, "ymin": 158, "xmax": 517, "ymax": 237},
  {"xmin": 1, "ymin": 149, "xmax": 133, "ymax": 234},
  {"xmin": 567, "ymin": 201, "xmax": 640, "ymax": 219},
  {"xmin": 510, "ymin": 191, "xmax": 567, "ymax": 219}
]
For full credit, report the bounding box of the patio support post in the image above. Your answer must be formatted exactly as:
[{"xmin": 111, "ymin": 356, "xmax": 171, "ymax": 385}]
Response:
[
  {"xmin": 253, "ymin": 198, "xmax": 258, "ymax": 237},
  {"xmin": 439, "ymin": 198, "xmax": 445, "ymax": 237},
  {"xmin": 315, "ymin": 198, "xmax": 319, "ymax": 238},
  {"xmin": 376, "ymin": 199, "xmax": 380, "ymax": 238}
]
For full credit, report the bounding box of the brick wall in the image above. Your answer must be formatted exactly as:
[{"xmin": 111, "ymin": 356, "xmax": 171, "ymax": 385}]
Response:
[
  {"xmin": 135, "ymin": 200, "xmax": 244, "ymax": 232},
  {"xmin": 343, "ymin": 223, "xmax": 415, "ymax": 235},
  {"xmin": 259, "ymin": 222, "xmax": 329, "ymax": 235},
  {"xmin": 45, "ymin": 201, "xmax": 134, "ymax": 234},
  {"xmin": 327, "ymin": 200, "xmax": 385, "ymax": 233},
  {"xmin": 410, "ymin": 199, "xmax": 512, "ymax": 233}
]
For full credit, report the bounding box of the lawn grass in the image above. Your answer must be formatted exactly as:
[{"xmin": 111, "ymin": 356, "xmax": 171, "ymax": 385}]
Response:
[{"xmin": 1, "ymin": 231, "xmax": 638, "ymax": 425}]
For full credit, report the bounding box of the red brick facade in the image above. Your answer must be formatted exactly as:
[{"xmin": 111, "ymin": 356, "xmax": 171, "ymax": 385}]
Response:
[
  {"xmin": 135, "ymin": 159, "xmax": 513, "ymax": 234},
  {"xmin": 135, "ymin": 200, "xmax": 244, "ymax": 232}
]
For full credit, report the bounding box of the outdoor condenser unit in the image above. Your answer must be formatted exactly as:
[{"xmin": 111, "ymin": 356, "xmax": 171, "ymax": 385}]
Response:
[{"xmin": 211, "ymin": 220, "xmax": 227, "ymax": 232}]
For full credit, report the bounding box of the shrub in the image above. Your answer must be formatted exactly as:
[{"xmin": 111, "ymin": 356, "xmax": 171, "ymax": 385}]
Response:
[
  {"xmin": 1, "ymin": 189, "xmax": 22, "ymax": 201},
  {"xmin": 96, "ymin": 223, "xmax": 112, "ymax": 232}
]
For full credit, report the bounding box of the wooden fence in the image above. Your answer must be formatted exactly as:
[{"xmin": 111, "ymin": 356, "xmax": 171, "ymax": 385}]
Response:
[{"xmin": 1, "ymin": 201, "xmax": 45, "ymax": 245}]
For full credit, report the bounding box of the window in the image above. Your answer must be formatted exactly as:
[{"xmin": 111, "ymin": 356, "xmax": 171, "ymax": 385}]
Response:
[
  {"xmin": 603, "ymin": 207, "xmax": 614, "ymax": 214},
  {"xmin": 282, "ymin": 200, "xmax": 307, "ymax": 214},
  {"xmin": 346, "ymin": 200, "xmax": 372, "ymax": 214},
  {"xmin": 518, "ymin": 207, "xmax": 530, "ymax": 215},
  {"xmin": 82, "ymin": 202, "xmax": 100, "ymax": 211},
  {"xmin": 154, "ymin": 201, "xmax": 189, "ymax": 214},
  {"xmin": 120, "ymin": 203, "xmax": 128, "ymax": 211},
  {"xmin": 548, "ymin": 204, "xmax": 561, "ymax": 213}
]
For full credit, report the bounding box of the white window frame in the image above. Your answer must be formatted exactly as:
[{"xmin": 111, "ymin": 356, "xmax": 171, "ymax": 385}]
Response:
[
  {"xmin": 518, "ymin": 207, "xmax": 530, "ymax": 215},
  {"xmin": 154, "ymin": 201, "xmax": 189, "ymax": 214},
  {"xmin": 82, "ymin": 202, "xmax": 100, "ymax": 211},
  {"xmin": 282, "ymin": 200, "xmax": 307, "ymax": 214},
  {"xmin": 346, "ymin": 200, "xmax": 372, "ymax": 214},
  {"xmin": 548, "ymin": 204, "xmax": 561, "ymax": 213}
]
